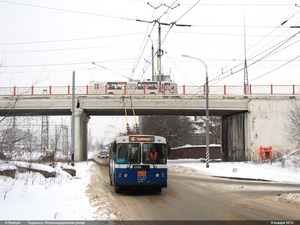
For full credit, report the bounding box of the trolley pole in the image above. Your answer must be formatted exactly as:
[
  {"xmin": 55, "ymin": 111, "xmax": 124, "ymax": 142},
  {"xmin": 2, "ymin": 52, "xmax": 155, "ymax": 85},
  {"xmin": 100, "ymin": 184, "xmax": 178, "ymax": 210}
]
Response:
[{"xmin": 182, "ymin": 55, "xmax": 210, "ymax": 168}]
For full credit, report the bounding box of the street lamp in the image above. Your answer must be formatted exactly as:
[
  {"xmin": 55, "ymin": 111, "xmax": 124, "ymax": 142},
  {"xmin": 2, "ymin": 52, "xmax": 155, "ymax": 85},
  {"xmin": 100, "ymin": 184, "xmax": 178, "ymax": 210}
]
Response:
[{"xmin": 182, "ymin": 54, "xmax": 210, "ymax": 168}]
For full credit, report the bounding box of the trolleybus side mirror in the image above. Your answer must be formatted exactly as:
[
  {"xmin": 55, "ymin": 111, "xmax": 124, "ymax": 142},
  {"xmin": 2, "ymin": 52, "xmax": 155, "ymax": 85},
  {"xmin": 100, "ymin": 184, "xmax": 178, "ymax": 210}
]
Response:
[
  {"xmin": 167, "ymin": 145, "xmax": 171, "ymax": 155},
  {"xmin": 112, "ymin": 141, "xmax": 117, "ymax": 153}
]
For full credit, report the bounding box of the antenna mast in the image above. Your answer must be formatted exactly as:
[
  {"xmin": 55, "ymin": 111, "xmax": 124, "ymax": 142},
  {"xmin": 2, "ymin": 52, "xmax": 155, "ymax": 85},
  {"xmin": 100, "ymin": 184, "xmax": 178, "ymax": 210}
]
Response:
[{"xmin": 244, "ymin": 14, "xmax": 249, "ymax": 87}]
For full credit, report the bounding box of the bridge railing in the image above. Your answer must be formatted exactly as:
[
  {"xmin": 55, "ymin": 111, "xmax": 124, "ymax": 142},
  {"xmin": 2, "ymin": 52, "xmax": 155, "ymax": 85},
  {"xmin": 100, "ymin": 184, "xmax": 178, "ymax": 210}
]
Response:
[{"xmin": 0, "ymin": 84, "xmax": 299, "ymax": 96}]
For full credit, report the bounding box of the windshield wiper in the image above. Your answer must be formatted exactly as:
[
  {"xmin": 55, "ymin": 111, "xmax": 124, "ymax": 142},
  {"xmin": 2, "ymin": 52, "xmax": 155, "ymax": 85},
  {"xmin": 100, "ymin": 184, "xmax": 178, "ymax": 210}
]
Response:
[
  {"xmin": 126, "ymin": 162, "xmax": 132, "ymax": 169},
  {"xmin": 151, "ymin": 160, "xmax": 157, "ymax": 169}
]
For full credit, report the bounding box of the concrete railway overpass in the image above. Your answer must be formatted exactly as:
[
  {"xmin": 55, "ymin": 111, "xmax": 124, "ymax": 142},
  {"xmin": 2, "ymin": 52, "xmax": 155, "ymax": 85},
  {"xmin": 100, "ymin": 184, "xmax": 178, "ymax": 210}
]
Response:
[{"xmin": 0, "ymin": 84, "xmax": 299, "ymax": 162}]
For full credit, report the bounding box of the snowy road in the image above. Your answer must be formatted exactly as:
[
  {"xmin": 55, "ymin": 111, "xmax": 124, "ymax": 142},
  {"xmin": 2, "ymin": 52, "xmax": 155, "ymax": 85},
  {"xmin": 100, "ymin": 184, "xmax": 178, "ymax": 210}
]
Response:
[{"xmin": 88, "ymin": 156, "xmax": 300, "ymax": 220}]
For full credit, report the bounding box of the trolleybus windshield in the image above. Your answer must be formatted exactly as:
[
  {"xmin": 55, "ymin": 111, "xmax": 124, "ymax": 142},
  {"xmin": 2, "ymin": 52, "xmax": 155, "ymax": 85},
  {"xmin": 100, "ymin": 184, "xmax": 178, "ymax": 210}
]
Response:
[
  {"xmin": 143, "ymin": 143, "xmax": 167, "ymax": 164},
  {"xmin": 116, "ymin": 143, "xmax": 141, "ymax": 164}
]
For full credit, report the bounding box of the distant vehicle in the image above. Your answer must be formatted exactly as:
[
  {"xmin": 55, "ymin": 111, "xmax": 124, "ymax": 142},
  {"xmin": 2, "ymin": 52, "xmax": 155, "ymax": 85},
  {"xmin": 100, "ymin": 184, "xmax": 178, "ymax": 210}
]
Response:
[
  {"xmin": 98, "ymin": 150, "xmax": 108, "ymax": 159},
  {"xmin": 88, "ymin": 79, "xmax": 178, "ymax": 95}
]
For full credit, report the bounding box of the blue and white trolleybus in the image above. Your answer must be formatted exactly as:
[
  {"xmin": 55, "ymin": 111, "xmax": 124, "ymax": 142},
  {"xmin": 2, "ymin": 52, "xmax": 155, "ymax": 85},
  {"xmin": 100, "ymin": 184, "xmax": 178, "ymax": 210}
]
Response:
[{"xmin": 109, "ymin": 135, "xmax": 169, "ymax": 193}]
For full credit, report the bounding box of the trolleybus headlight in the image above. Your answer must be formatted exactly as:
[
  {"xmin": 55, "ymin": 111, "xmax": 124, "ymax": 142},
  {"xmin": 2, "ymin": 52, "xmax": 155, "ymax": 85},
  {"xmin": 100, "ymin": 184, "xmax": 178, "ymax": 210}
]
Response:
[
  {"xmin": 155, "ymin": 172, "xmax": 160, "ymax": 178},
  {"xmin": 123, "ymin": 173, "xmax": 129, "ymax": 178}
]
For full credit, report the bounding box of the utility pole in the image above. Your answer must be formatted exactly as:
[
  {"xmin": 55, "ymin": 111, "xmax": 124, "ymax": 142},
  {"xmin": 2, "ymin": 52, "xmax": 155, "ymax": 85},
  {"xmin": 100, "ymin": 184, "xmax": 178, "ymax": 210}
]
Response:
[
  {"xmin": 148, "ymin": 35, "xmax": 155, "ymax": 81},
  {"xmin": 157, "ymin": 23, "xmax": 162, "ymax": 87},
  {"xmin": 71, "ymin": 71, "xmax": 75, "ymax": 166},
  {"xmin": 182, "ymin": 55, "xmax": 210, "ymax": 168},
  {"xmin": 41, "ymin": 116, "xmax": 49, "ymax": 153},
  {"xmin": 62, "ymin": 125, "xmax": 68, "ymax": 156},
  {"xmin": 137, "ymin": 19, "xmax": 191, "ymax": 90},
  {"xmin": 243, "ymin": 15, "xmax": 249, "ymax": 87},
  {"xmin": 41, "ymin": 89, "xmax": 49, "ymax": 153},
  {"xmin": 12, "ymin": 116, "xmax": 15, "ymax": 151}
]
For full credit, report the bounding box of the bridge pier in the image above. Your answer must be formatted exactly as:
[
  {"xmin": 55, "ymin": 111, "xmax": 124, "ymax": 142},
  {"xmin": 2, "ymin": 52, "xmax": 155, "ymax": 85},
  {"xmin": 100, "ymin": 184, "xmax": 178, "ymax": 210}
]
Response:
[
  {"xmin": 222, "ymin": 113, "xmax": 246, "ymax": 161},
  {"xmin": 74, "ymin": 108, "xmax": 90, "ymax": 162},
  {"xmin": 222, "ymin": 98, "xmax": 300, "ymax": 162},
  {"xmin": 247, "ymin": 98, "xmax": 298, "ymax": 157}
]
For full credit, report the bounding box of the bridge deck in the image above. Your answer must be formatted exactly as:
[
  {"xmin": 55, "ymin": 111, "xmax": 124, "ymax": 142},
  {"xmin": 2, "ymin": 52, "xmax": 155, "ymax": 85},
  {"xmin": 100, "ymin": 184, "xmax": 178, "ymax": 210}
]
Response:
[{"xmin": 2, "ymin": 94, "xmax": 295, "ymax": 117}]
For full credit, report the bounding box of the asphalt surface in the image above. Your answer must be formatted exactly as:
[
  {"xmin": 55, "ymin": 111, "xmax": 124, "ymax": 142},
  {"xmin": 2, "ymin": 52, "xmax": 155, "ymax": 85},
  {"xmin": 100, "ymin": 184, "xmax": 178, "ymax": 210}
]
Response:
[{"xmin": 88, "ymin": 156, "xmax": 300, "ymax": 221}]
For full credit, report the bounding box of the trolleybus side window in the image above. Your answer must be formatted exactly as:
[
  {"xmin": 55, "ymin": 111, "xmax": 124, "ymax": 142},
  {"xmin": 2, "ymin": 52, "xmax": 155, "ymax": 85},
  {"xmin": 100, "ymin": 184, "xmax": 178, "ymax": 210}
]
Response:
[
  {"xmin": 116, "ymin": 143, "xmax": 141, "ymax": 164},
  {"xmin": 142, "ymin": 144, "xmax": 167, "ymax": 164}
]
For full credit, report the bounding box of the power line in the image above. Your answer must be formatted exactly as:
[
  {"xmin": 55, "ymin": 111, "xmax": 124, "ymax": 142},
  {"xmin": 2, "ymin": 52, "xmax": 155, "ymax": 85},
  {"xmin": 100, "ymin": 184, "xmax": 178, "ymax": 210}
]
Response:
[
  {"xmin": 1, "ymin": 61, "xmax": 90, "ymax": 68},
  {"xmin": 209, "ymin": 9, "xmax": 300, "ymax": 85},
  {"xmin": 161, "ymin": 0, "xmax": 200, "ymax": 45},
  {"xmin": 175, "ymin": 0, "xmax": 201, "ymax": 23},
  {"xmin": 129, "ymin": 1, "xmax": 159, "ymax": 80},
  {"xmin": 133, "ymin": 0, "xmax": 293, "ymax": 6},
  {"xmin": 210, "ymin": 31, "xmax": 300, "ymax": 84},
  {"xmin": 91, "ymin": 62, "xmax": 132, "ymax": 80},
  {"xmin": 0, "ymin": 0, "xmax": 136, "ymax": 21},
  {"xmin": 192, "ymin": 25, "xmax": 290, "ymax": 28},
  {"xmin": 131, "ymin": 0, "xmax": 193, "ymax": 81},
  {"xmin": 170, "ymin": 30, "xmax": 295, "ymax": 38},
  {"xmin": 1, "ymin": 56, "xmax": 139, "ymax": 68},
  {"xmin": 0, "ymin": 32, "xmax": 145, "ymax": 46},
  {"xmin": 250, "ymin": 54, "xmax": 300, "ymax": 82},
  {"xmin": 3, "ymin": 42, "xmax": 141, "ymax": 54},
  {"xmin": 135, "ymin": 0, "xmax": 196, "ymax": 82},
  {"xmin": 130, "ymin": 22, "xmax": 156, "ymax": 79}
]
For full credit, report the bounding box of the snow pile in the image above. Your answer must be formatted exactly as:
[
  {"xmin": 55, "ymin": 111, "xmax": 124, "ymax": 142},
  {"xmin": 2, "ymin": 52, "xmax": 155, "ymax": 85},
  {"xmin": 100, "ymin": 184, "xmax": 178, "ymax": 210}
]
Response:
[
  {"xmin": 168, "ymin": 164, "xmax": 205, "ymax": 176},
  {"xmin": 278, "ymin": 193, "xmax": 300, "ymax": 204},
  {"xmin": 169, "ymin": 158, "xmax": 300, "ymax": 205},
  {"xmin": 0, "ymin": 164, "xmax": 16, "ymax": 171},
  {"xmin": 168, "ymin": 159, "xmax": 300, "ymax": 183},
  {"xmin": 15, "ymin": 161, "xmax": 56, "ymax": 172},
  {"xmin": 0, "ymin": 162, "xmax": 95, "ymax": 220}
]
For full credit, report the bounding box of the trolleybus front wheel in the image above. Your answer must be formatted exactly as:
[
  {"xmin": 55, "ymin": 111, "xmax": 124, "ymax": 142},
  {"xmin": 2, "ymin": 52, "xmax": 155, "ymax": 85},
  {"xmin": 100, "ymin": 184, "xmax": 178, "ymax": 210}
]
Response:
[{"xmin": 114, "ymin": 185, "xmax": 121, "ymax": 193}]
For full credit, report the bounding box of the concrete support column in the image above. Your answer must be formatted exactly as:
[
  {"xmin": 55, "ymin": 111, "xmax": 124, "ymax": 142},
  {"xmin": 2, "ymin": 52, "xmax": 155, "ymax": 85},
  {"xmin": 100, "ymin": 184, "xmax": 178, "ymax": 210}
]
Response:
[
  {"xmin": 222, "ymin": 113, "xmax": 245, "ymax": 161},
  {"xmin": 74, "ymin": 108, "xmax": 90, "ymax": 162},
  {"xmin": 244, "ymin": 112, "xmax": 251, "ymax": 161}
]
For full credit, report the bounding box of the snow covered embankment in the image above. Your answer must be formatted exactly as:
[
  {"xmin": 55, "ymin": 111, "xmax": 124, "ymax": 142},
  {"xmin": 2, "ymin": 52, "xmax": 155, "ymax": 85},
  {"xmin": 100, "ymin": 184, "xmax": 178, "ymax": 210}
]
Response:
[{"xmin": 0, "ymin": 161, "xmax": 94, "ymax": 220}]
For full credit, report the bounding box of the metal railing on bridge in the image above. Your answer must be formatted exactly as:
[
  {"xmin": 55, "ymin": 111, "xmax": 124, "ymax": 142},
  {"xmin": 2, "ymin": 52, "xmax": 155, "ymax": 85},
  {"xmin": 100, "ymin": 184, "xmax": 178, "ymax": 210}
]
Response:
[{"xmin": 0, "ymin": 84, "xmax": 299, "ymax": 96}]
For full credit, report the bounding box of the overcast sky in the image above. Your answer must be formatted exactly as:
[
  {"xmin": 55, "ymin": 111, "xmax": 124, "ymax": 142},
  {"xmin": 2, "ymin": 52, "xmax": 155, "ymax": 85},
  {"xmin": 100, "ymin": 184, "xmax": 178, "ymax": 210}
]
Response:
[
  {"xmin": 0, "ymin": 0, "xmax": 299, "ymax": 142},
  {"xmin": 1, "ymin": 0, "xmax": 299, "ymax": 87}
]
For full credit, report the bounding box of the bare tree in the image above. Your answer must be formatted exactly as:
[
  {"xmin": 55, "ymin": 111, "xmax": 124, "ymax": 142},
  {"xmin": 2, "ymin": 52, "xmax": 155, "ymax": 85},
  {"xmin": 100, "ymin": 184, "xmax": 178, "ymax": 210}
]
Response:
[
  {"xmin": 285, "ymin": 101, "xmax": 300, "ymax": 144},
  {"xmin": 140, "ymin": 115, "xmax": 194, "ymax": 147},
  {"xmin": 206, "ymin": 116, "xmax": 221, "ymax": 144}
]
